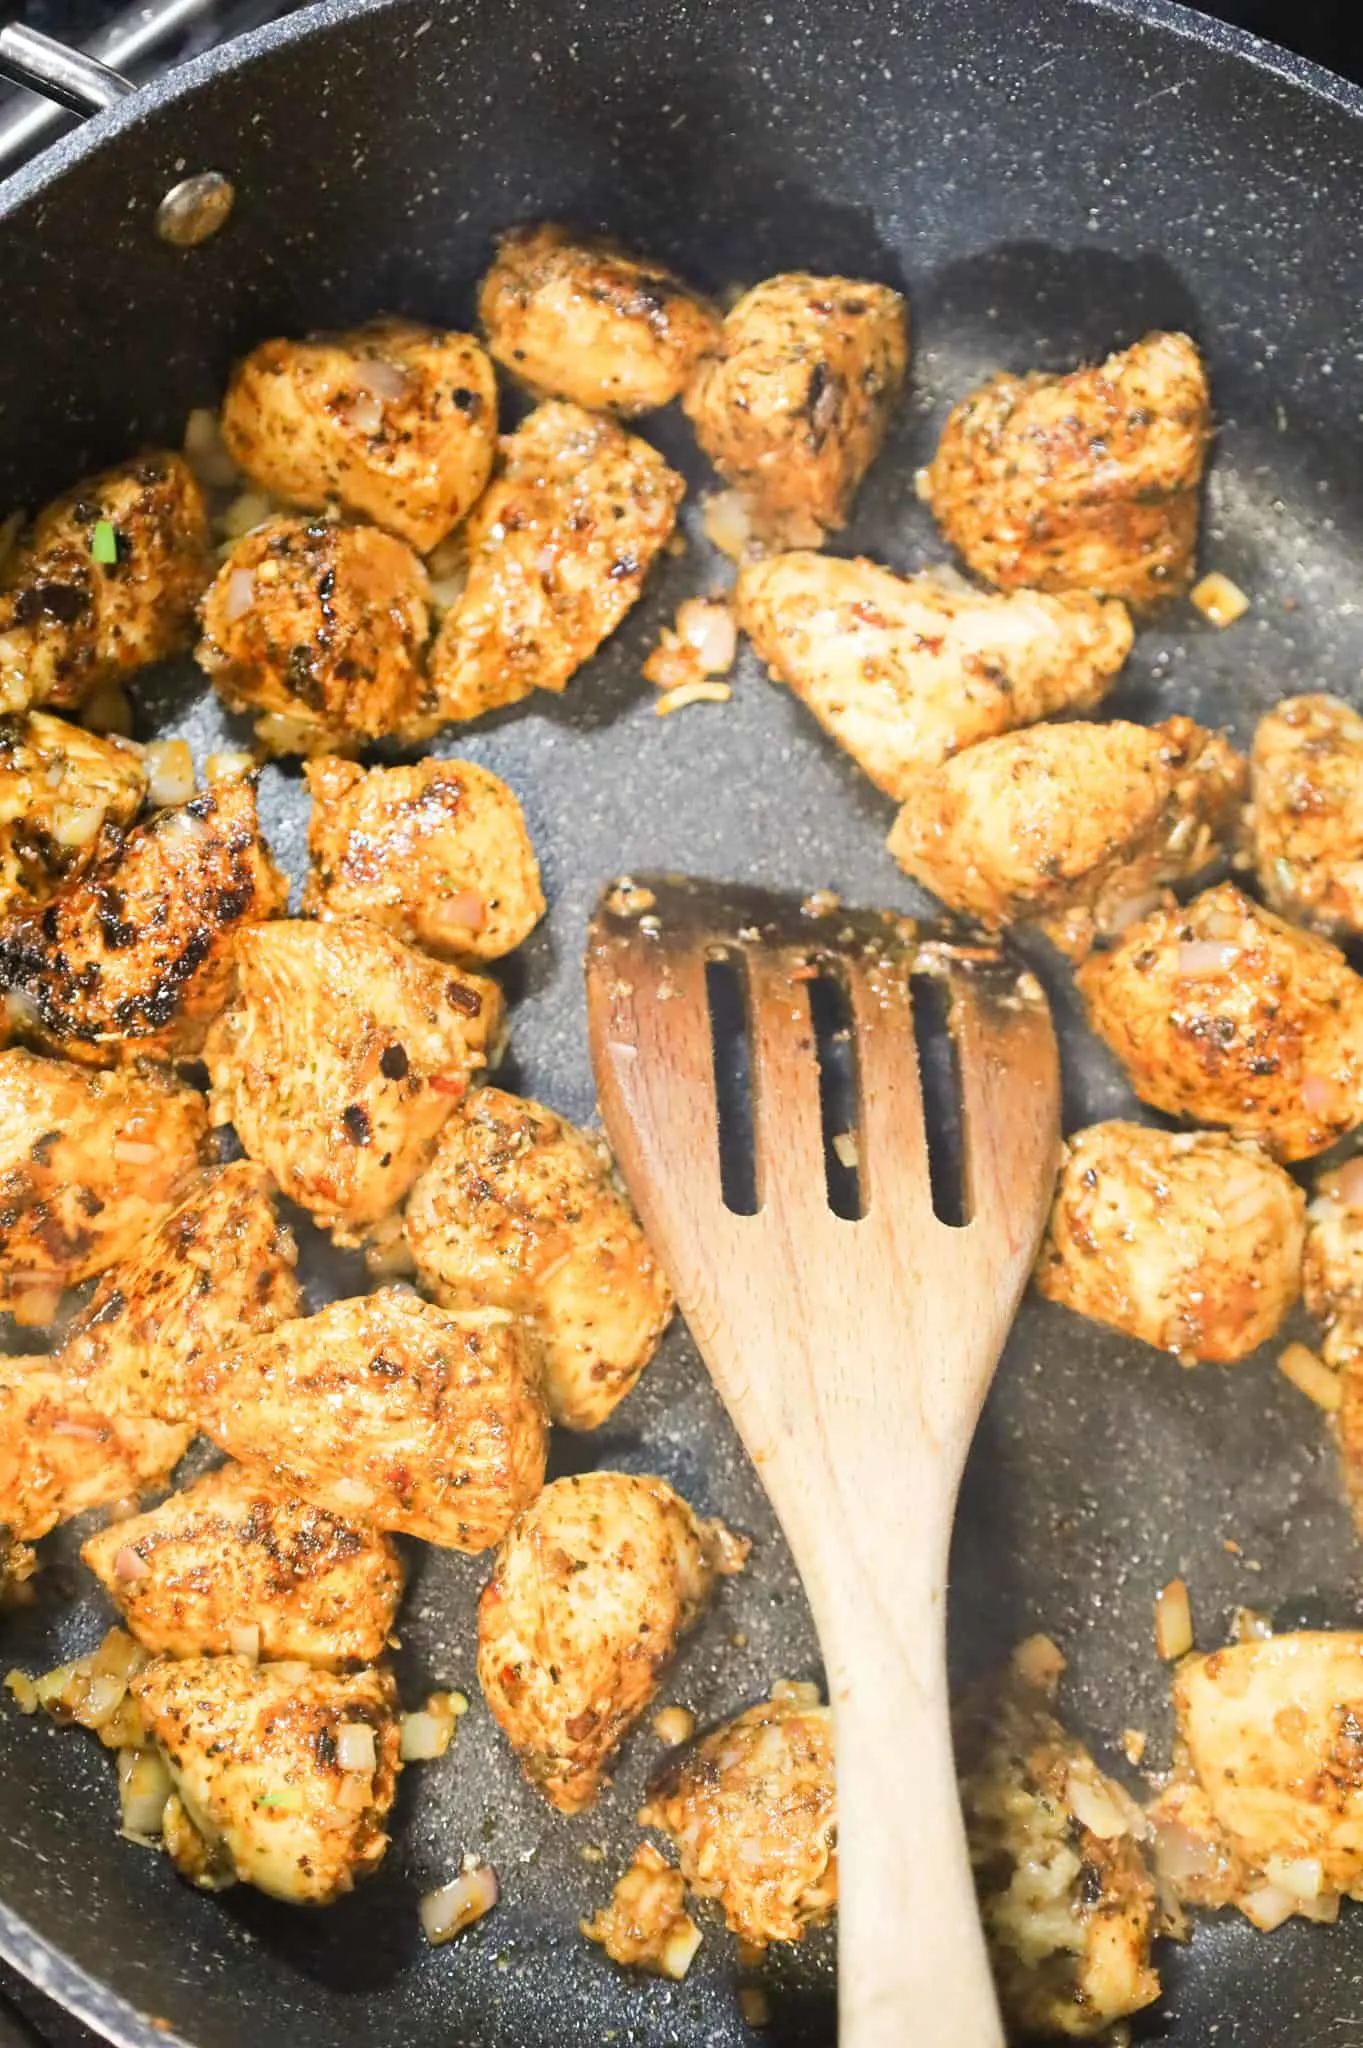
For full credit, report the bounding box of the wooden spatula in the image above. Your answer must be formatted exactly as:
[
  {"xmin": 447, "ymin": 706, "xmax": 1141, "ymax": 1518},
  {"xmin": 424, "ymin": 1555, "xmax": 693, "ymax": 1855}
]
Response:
[{"xmin": 585, "ymin": 876, "xmax": 1060, "ymax": 2048}]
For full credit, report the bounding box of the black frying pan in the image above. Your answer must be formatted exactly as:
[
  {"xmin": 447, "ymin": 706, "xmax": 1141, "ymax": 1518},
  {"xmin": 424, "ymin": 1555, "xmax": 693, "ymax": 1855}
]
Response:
[{"xmin": 0, "ymin": 0, "xmax": 1361, "ymax": 2041}]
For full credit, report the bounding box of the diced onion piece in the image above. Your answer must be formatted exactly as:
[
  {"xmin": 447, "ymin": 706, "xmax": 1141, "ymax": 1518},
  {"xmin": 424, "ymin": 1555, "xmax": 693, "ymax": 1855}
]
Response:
[
  {"xmin": 118, "ymin": 1745, "xmax": 173, "ymax": 1839},
  {"xmin": 84, "ymin": 686, "xmax": 133, "ymax": 738},
  {"xmin": 701, "ymin": 490, "xmax": 752, "ymax": 562},
  {"xmin": 205, "ymin": 751, "xmax": 255, "ymax": 785},
  {"xmin": 738, "ymin": 1987, "xmax": 771, "ymax": 2029},
  {"xmin": 832, "ymin": 1131, "xmax": 859, "ymax": 1171},
  {"xmin": 449, "ymin": 1690, "xmax": 470, "ymax": 1717},
  {"xmin": 336, "ymin": 1721, "xmax": 377, "ymax": 1773},
  {"xmin": 5, "ymin": 1669, "xmax": 38, "ymax": 1713},
  {"xmin": 184, "ymin": 408, "xmax": 241, "ymax": 490},
  {"xmin": 401, "ymin": 1708, "xmax": 453, "ymax": 1763},
  {"xmin": 48, "ymin": 803, "xmax": 105, "ymax": 848},
  {"xmin": 1231, "ymin": 1606, "xmax": 1274, "ymax": 1643},
  {"xmin": 433, "ymin": 890, "xmax": 487, "ymax": 935},
  {"xmin": 1191, "ymin": 572, "xmax": 1251, "ymax": 628},
  {"xmin": 655, "ymin": 680, "xmax": 732, "ymax": 717},
  {"xmin": 113, "ymin": 1139, "xmax": 160, "ymax": 1167},
  {"xmin": 1336, "ymin": 1156, "xmax": 1363, "ymax": 1208},
  {"xmin": 1065, "ymin": 1762, "xmax": 1131, "ymax": 1840},
  {"xmin": 346, "ymin": 392, "xmax": 386, "ymax": 436},
  {"xmin": 674, "ymin": 598, "xmax": 737, "ymax": 676},
  {"xmin": 329, "ymin": 1476, "xmax": 378, "ymax": 1510},
  {"xmin": 1155, "ymin": 1577, "xmax": 1193, "ymax": 1661},
  {"xmin": 420, "ymin": 1863, "xmax": 499, "ymax": 1944},
  {"xmin": 1265, "ymin": 1854, "xmax": 1323, "ymax": 1902},
  {"xmin": 660, "ymin": 1917, "xmax": 703, "ymax": 1981},
  {"xmin": 255, "ymin": 711, "xmax": 323, "ymax": 758},
  {"xmin": 224, "ymin": 566, "xmax": 257, "ymax": 623},
  {"xmin": 1121, "ymin": 1728, "xmax": 1148, "ymax": 1766},
  {"xmin": 81, "ymin": 1672, "xmax": 129, "ymax": 1728},
  {"xmin": 113, "ymin": 1546, "xmax": 150, "ymax": 1585},
  {"xmin": 652, "ymin": 1705, "xmax": 696, "ymax": 1747},
  {"xmin": 220, "ymin": 491, "xmax": 276, "ymax": 542},
  {"xmin": 1279, "ymin": 1342, "xmax": 1341, "ymax": 1411},
  {"xmin": 1152, "ymin": 1819, "xmax": 1219, "ymax": 1886},
  {"xmin": 352, "ymin": 356, "xmax": 409, "ymax": 402},
  {"xmin": 145, "ymin": 739, "xmax": 195, "ymax": 809},
  {"xmin": 1302, "ymin": 1072, "xmax": 1344, "ymax": 1119},
  {"xmin": 1176, "ymin": 940, "xmax": 1239, "ymax": 978},
  {"xmin": 228, "ymin": 1623, "xmax": 260, "ymax": 1663},
  {"xmin": 1240, "ymin": 1882, "xmax": 1298, "ymax": 1933},
  {"xmin": 10, "ymin": 1281, "xmax": 62, "ymax": 1328}
]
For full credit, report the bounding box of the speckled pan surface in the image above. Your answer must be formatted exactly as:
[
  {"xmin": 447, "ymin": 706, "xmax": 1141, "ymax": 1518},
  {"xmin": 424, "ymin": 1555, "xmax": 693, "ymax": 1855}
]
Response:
[{"xmin": 0, "ymin": 0, "xmax": 1361, "ymax": 2042}]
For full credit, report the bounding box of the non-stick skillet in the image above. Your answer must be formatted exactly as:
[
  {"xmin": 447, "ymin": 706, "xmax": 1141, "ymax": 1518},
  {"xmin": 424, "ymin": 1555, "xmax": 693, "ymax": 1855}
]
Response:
[{"xmin": 0, "ymin": 0, "xmax": 1361, "ymax": 2041}]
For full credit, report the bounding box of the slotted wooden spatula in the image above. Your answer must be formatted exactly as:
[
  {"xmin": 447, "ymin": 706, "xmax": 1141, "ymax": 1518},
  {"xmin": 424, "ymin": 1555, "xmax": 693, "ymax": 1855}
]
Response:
[{"xmin": 585, "ymin": 876, "xmax": 1060, "ymax": 2048}]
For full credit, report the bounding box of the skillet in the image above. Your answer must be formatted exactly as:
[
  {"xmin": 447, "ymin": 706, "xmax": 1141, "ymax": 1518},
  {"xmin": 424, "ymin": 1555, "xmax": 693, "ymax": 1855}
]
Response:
[{"xmin": 1, "ymin": 0, "xmax": 1363, "ymax": 2040}]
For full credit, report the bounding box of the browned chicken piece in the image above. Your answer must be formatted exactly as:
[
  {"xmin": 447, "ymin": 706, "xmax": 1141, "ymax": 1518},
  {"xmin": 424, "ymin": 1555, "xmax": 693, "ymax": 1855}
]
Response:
[
  {"xmin": 1304, "ymin": 1163, "xmax": 1363, "ymax": 1371},
  {"xmin": 220, "ymin": 318, "xmax": 498, "ymax": 552},
  {"xmin": 890, "ymin": 717, "xmax": 1244, "ymax": 959},
  {"xmin": 0, "ymin": 712, "xmax": 147, "ymax": 918},
  {"xmin": 131, "ymin": 1655, "xmax": 400, "ymax": 1904},
  {"xmin": 197, "ymin": 517, "xmax": 431, "ymax": 756},
  {"xmin": 581, "ymin": 1844, "xmax": 701, "ymax": 1979},
  {"xmin": 421, "ymin": 401, "xmax": 684, "ymax": 726},
  {"xmin": 1076, "ymin": 883, "xmax": 1363, "ymax": 1161},
  {"xmin": 923, "ymin": 332, "xmax": 1210, "ymax": 608},
  {"xmin": 735, "ymin": 552, "xmax": 1131, "ymax": 800},
  {"xmin": 1151, "ymin": 1631, "xmax": 1363, "ymax": 1923},
  {"xmin": 0, "ymin": 1355, "xmax": 191, "ymax": 1540},
  {"xmin": 405, "ymin": 1087, "xmax": 673, "ymax": 1431},
  {"xmin": 192, "ymin": 1288, "xmax": 547, "ymax": 1550},
  {"xmin": 958, "ymin": 1635, "xmax": 1163, "ymax": 2040},
  {"xmin": 0, "ymin": 1050, "xmax": 207, "ymax": 1318},
  {"xmin": 640, "ymin": 1679, "xmax": 837, "ymax": 1948},
  {"xmin": 82, "ymin": 1461, "xmax": 405, "ymax": 1665},
  {"xmin": 479, "ymin": 222, "xmax": 721, "ymax": 416},
  {"xmin": 1034, "ymin": 1122, "xmax": 1304, "ymax": 1364},
  {"xmin": 59, "ymin": 1161, "xmax": 300, "ymax": 1423},
  {"xmin": 683, "ymin": 273, "xmax": 908, "ymax": 536},
  {"xmin": 203, "ymin": 919, "xmax": 501, "ymax": 1239},
  {"xmin": 0, "ymin": 453, "xmax": 212, "ymax": 713},
  {"xmin": 478, "ymin": 1471, "xmax": 747, "ymax": 1814},
  {"xmin": 1248, "ymin": 695, "xmax": 1363, "ymax": 936},
  {"xmin": 302, "ymin": 756, "xmax": 544, "ymax": 964},
  {"xmin": 0, "ymin": 777, "xmax": 286, "ymax": 1067}
]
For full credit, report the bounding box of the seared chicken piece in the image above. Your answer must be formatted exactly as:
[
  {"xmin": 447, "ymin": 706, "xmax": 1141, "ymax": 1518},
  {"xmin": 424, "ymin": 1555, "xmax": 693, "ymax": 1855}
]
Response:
[
  {"xmin": 0, "ymin": 453, "xmax": 211, "ymax": 713},
  {"xmin": 581, "ymin": 1844, "xmax": 701, "ymax": 1979},
  {"xmin": 131, "ymin": 1655, "xmax": 400, "ymax": 1904},
  {"xmin": 480, "ymin": 222, "xmax": 720, "ymax": 416},
  {"xmin": 888, "ymin": 717, "xmax": 1245, "ymax": 959},
  {"xmin": 0, "ymin": 1050, "xmax": 207, "ymax": 1315},
  {"xmin": 640, "ymin": 1680, "xmax": 837, "ymax": 1948},
  {"xmin": 923, "ymin": 332, "xmax": 1210, "ymax": 608},
  {"xmin": 82, "ymin": 1462, "xmax": 404, "ymax": 1665},
  {"xmin": 302, "ymin": 756, "xmax": 544, "ymax": 964},
  {"xmin": 405, "ymin": 1087, "xmax": 673, "ymax": 1430},
  {"xmin": 958, "ymin": 1635, "xmax": 1162, "ymax": 2040},
  {"xmin": 60, "ymin": 1161, "xmax": 300, "ymax": 1422},
  {"xmin": 197, "ymin": 517, "xmax": 430, "ymax": 755},
  {"xmin": 0, "ymin": 1355, "xmax": 191, "ymax": 1540},
  {"xmin": 203, "ymin": 919, "xmax": 501, "ymax": 1238},
  {"xmin": 0, "ymin": 777, "xmax": 286, "ymax": 1066},
  {"xmin": 1248, "ymin": 695, "xmax": 1363, "ymax": 935},
  {"xmin": 1034, "ymin": 1122, "xmax": 1304, "ymax": 1363},
  {"xmin": 192, "ymin": 1288, "xmax": 547, "ymax": 1550},
  {"xmin": 1076, "ymin": 883, "xmax": 1363, "ymax": 1161},
  {"xmin": 0, "ymin": 712, "xmax": 147, "ymax": 917},
  {"xmin": 422, "ymin": 401, "xmax": 684, "ymax": 726},
  {"xmin": 478, "ymin": 1471, "xmax": 747, "ymax": 1813},
  {"xmin": 736, "ymin": 553, "xmax": 1131, "ymax": 800},
  {"xmin": 220, "ymin": 318, "xmax": 498, "ymax": 551},
  {"xmin": 683, "ymin": 273, "xmax": 907, "ymax": 535},
  {"xmin": 1304, "ymin": 1163, "xmax": 1363, "ymax": 1371}
]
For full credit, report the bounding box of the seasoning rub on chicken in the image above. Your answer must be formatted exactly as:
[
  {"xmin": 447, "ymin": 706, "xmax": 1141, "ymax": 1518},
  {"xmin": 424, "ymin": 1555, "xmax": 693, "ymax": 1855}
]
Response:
[
  {"xmin": 1248, "ymin": 694, "xmax": 1363, "ymax": 937},
  {"xmin": 404, "ymin": 1087, "xmax": 673, "ymax": 1431},
  {"xmin": 0, "ymin": 711, "xmax": 147, "ymax": 918},
  {"xmin": 0, "ymin": 1355, "xmax": 191, "ymax": 1542},
  {"xmin": 191, "ymin": 1288, "xmax": 548, "ymax": 1550},
  {"xmin": 478, "ymin": 1472, "xmax": 747, "ymax": 1813},
  {"xmin": 736, "ymin": 553, "xmax": 1131, "ymax": 800}
]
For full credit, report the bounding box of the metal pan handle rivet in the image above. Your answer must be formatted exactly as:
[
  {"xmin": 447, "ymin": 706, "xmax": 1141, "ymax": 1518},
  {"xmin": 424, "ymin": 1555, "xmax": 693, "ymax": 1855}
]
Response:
[{"xmin": 156, "ymin": 170, "xmax": 235, "ymax": 246}]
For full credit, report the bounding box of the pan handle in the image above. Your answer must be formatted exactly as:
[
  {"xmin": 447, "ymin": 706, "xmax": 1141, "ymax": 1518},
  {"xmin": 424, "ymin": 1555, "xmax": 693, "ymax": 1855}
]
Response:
[{"xmin": 0, "ymin": 23, "xmax": 132, "ymax": 116}]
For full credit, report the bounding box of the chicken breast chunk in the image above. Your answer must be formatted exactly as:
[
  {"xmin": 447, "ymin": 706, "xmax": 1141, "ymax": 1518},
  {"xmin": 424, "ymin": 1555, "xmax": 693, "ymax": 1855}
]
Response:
[
  {"xmin": 735, "ymin": 553, "xmax": 1131, "ymax": 800},
  {"xmin": 0, "ymin": 1355, "xmax": 191, "ymax": 1540},
  {"xmin": 683, "ymin": 273, "xmax": 908, "ymax": 536},
  {"xmin": 1077, "ymin": 883, "xmax": 1363, "ymax": 1160},
  {"xmin": 0, "ymin": 453, "xmax": 211, "ymax": 713},
  {"xmin": 1034, "ymin": 1122, "xmax": 1304, "ymax": 1363},
  {"xmin": 0, "ymin": 712, "xmax": 147, "ymax": 918},
  {"xmin": 0, "ymin": 1051, "xmax": 207, "ymax": 1316},
  {"xmin": 888, "ymin": 717, "xmax": 1246, "ymax": 959},
  {"xmin": 197, "ymin": 517, "xmax": 430, "ymax": 755},
  {"xmin": 1304, "ymin": 1163, "xmax": 1363, "ymax": 1372},
  {"xmin": 478, "ymin": 1471, "xmax": 747, "ymax": 1813},
  {"xmin": 581, "ymin": 1844, "xmax": 701, "ymax": 1979},
  {"xmin": 220, "ymin": 318, "xmax": 498, "ymax": 551},
  {"xmin": 404, "ymin": 1087, "xmax": 673, "ymax": 1430},
  {"xmin": 639, "ymin": 1680, "xmax": 837, "ymax": 1948},
  {"xmin": 131, "ymin": 1655, "xmax": 400, "ymax": 1904},
  {"xmin": 203, "ymin": 919, "xmax": 501, "ymax": 1238},
  {"xmin": 302, "ymin": 755, "xmax": 544, "ymax": 963},
  {"xmin": 59, "ymin": 1161, "xmax": 300, "ymax": 1422},
  {"xmin": 0, "ymin": 777, "xmax": 286, "ymax": 1066},
  {"xmin": 479, "ymin": 222, "xmax": 720, "ymax": 415},
  {"xmin": 192, "ymin": 1288, "xmax": 547, "ymax": 1550},
  {"xmin": 958, "ymin": 1635, "xmax": 1162, "ymax": 2040},
  {"xmin": 82, "ymin": 1462, "xmax": 404, "ymax": 1665},
  {"xmin": 923, "ymin": 332, "xmax": 1210, "ymax": 607},
  {"xmin": 422, "ymin": 401, "xmax": 684, "ymax": 726},
  {"xmin": 1248, "ymin": 694, "xmax": 1363, "ymax": 936}
]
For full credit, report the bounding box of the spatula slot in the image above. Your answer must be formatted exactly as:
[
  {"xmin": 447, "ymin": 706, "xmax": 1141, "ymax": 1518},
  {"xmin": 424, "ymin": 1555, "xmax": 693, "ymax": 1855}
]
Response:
[
  {"xmin": 807, "ymin": 968, "xmax": 864, "ymax": 1220},
  {"xmin": 909, "ymin": 973, "xmax": 969, "ymax": 1228},
  {"xmin": 705, "ymin": 952, "xmax": 759, "ymax": 1216}
]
